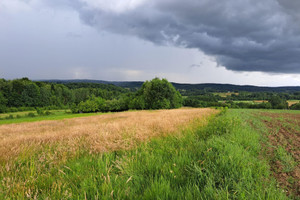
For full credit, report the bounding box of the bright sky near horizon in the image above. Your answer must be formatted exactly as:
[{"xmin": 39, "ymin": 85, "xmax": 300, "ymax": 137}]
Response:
[{"xmin": 1, "ymin": 0, "xmax": 300, "ymax": 86}]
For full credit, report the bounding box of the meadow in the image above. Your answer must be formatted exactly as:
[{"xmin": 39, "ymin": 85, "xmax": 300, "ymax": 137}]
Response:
[
  {"xmin": 219, "ymin": 100, "xmax": 300, "ymax": 106},
  {"xmin": 0, "ymin": 108, "xmax": 299, "ymax": 199},
  {"xmin": 0, "ymin": 110, "xmax": 102, "ymax": 125}
]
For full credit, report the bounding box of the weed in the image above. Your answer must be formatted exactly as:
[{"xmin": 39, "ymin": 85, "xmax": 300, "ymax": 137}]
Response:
[
  {"xmin": 5, "ymin": 114, "xmax": 14, "ymax": 120},
  {"xmin": 276, "ymin": 146, "xmax": 297, "ymax": 173},
  {"xmin": 44, "ymin": 111, "xmax": 52, "ymax": 116},
  {"xmin": 27, "ymin": 112, "xmax": 36, "ymax": 118}
]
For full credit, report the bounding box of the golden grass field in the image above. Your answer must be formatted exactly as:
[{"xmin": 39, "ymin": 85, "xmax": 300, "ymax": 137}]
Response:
[{"xmin": 0, "ymin": 108, "xmax": 218, "ymax": 162}]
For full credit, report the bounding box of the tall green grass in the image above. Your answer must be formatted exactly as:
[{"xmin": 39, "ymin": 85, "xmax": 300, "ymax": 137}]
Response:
[{"xmin": 0, "ymin": 110, "xmax": 288, "ymax": 199}]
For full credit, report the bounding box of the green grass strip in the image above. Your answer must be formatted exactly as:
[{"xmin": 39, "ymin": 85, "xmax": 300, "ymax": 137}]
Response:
[{"xmin": 0, "ymin": 111, "xmax": 105, "ymax": 125}]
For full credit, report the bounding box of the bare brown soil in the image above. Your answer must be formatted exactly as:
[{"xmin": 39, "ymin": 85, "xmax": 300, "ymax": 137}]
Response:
[
  {"xmin": 259, "ymin": 112, "xmax": 300, "ymax": 197},
  {"xmin": 0, "ymin": 108, "xmax": 217, "ymax": 162}
]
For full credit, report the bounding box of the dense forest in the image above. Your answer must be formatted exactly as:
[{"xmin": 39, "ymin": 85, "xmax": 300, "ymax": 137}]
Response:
[
  {"xmin": 1, "ymin": 77, "xmax": 300, "ymax": 113},
  {"xmin": 0, "ymin": 78, "xmax": 128, "ymax": 112}
]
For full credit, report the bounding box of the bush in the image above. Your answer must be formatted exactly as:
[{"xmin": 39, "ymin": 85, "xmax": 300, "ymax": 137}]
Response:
[
  {"xmin": 7, "ymin": 107, "xmax": 18, "ymax": 113},
  {"xmin": 45, "ymin": 111, "xmax": 52, "ymax": 115},
  {"xmin": 27, "ymin": 112, "xmax": 36, "ymax": 117},
  {"xmin": 36, "ymin": 108, "xmax": 44, "ymax": 115},
  {"xmin": 5, "ymin": 114, "xmax": 14, "ymax": 119},
  {"xmin": 64, "ymin": 110, "xmax": 72, "ymax": 114},
  {"xmin": 75, "ymin": 97, "xmax": 105, "ymax": 113},
  {"xmin": 77, "ymin": 100, "xmax": 98, "ymax": 113},
  {"xmin": 70, "ymin": 103, "xmax": 79, "ymax": 113}
]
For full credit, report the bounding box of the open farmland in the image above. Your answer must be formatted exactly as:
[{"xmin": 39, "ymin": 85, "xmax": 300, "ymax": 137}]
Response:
[
  {"xmin": 0, "ymin": 108, "xmax": 298, "ymax": 199},
  {"xmin": 0, "ymin": 108, "xmax": 216, "ymax": 162}
]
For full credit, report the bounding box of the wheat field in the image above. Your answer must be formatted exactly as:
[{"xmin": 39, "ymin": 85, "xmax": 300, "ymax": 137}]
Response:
[{"xmin": 0, "ymin": 108, "xmax": 218, "ymax": 162}]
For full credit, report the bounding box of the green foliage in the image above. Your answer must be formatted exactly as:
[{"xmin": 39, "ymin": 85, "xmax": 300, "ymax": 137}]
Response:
[
  {"xmin": 78, "ymin": 99, "xmax": 99, "ymax": 113},
  {"xmin": 2, "ymin": 77, "xmax": 300, "ymax": 113},
  {"xmin": 35, "ymin": 108, "xmax": 53, "ymax": 116},
  {"xmin": 183, "ymin": 96, "xmax": 228, "ymax": 108},
  {"xmin": 5, "ymin": 114, "xmax": 14, "ymax": 119},
  {"xmin": 70, "ymin": 103, "xmax": 79, "ymax": 114},
  {"xmin": 184, "ymin": 96, "xmax": 275, "ymax": 110},
  {"xmin": 36, "ymin": 108, "xmax": 44, "ymax": 115},
  {"xmin": 0, "ymin": 78, "xmax": 131, "ymax": 113},
  {"xmin": 70, "ymin": 78, "xmax": 183, "ymax": 113},
  {"xmin": 27, "ymin": 112, "xmax": 36, "ymax": 118},
  {"xmin": 0, "ymin": 92, "xmax": 7, "ymax": 113},
  {"xmin": 76, "ymin": 96, "xmax": 105, "ymax": 113},
  {"xmin": 269, "ymin": 95, "xmax": 288, "ymax": 109},
  {"xmin": 44, "ymin": 110, "xmax": 52, "ymax": 116},
  {"xmin": 21, "ymin": 83, "xmax": 40, "ymax": 107},
  {"xmin": 129, "ymin": 96, "xmax": 146, "ymax": 110},
  {"xmin": 139, "ymin": 78, "xmax": 182, "ymax": 109}
]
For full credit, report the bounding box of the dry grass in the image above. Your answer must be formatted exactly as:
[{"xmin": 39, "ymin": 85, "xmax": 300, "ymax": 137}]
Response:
[
  {"xmin": 287, "ymin": 100, "xmax": 299, "ymax": 107},
  {"xmin": 0, "ymin": 108, "xmax": 218, "ymax": 162}
]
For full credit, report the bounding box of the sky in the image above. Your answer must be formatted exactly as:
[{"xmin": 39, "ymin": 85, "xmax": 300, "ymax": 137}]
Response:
[{"xmin": 0, "ymin": 0, "xmax": 300, "ymax": 86}]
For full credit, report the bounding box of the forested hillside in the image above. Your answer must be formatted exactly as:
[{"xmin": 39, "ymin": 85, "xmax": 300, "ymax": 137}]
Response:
[
  {"xmin": 0, "ymin": 78, "xmax": 129, "ymax": 112},
  {"xmin": 44, "ymin": 79, "xmax": 300, "ymax": 93}
]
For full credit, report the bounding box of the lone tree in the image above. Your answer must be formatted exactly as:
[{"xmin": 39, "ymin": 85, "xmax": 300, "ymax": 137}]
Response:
[{"xmin": 139, "ymin": 78, "xmax": 182, "ymax": 109}]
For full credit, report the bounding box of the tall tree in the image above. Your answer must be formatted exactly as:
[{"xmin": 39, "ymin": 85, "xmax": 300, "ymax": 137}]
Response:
[
  {"xmin": 0, "ymin": 92, "xmax": 7, "ymax": 113},
  {"xmin": 139, "ymin": 78, "xmax": 182, "ymax": 109}
]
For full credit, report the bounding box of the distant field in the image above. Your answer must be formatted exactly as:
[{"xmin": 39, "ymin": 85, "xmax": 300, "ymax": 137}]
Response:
[
  {"xmin": 1, "ymin": 108, "xmax": 298, "ymax": 199},
  {"xmin": 218, "ymin": 100, "xmax": 266, "ymax": 104},
  {"xmin": 220, "ymin": 100, "xmax": 300, "ymax": 106},
  {"xmin": 0, "ymin": 110, "xmax": 104, "ymax": 125},
  {"xmin": 214, "ymin": 92, "xmax": 239, "ymax": 97},
  {"xmin": 287, "ymin": 100, "xmax": 300, "ymax": 106},
  {"xmin": 0, "ymin": 110, "xmax": 71, "ymax": 119}
]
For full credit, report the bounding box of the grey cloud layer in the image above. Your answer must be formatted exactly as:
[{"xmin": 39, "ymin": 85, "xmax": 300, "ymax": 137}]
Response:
[{"xmin": 55, "ymin": 0, "xmax": 300, "ymax": 73}]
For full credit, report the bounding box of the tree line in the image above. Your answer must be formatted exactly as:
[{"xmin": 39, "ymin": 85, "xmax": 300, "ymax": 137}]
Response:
[
  {"xmin": 183, "ymin": 94, "xmax": 300, "ymax": 110},
  {"xmin": 0, "ymin": 77, "xmax": 182, "ymax": 113},
  {"xmin": 1, "ymin": 77, "xmax": 300, "ymax": 113}
]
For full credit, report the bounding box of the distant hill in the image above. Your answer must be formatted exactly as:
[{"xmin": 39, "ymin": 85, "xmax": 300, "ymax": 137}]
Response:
[
  {"xmin": 40, "ymin": 79, "xmax": 300, "ymax": 93},
  {"xmin": 171, "ymin": 83, "xmax": 300, "ymax": 93}
]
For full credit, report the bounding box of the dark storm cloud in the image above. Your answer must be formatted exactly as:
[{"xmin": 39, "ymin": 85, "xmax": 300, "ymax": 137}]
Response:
[{"xmin": 65, "ymin": 0, "xmax": 300, "ymax": 73}]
